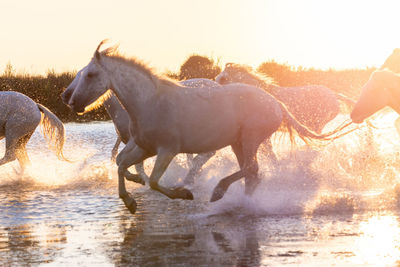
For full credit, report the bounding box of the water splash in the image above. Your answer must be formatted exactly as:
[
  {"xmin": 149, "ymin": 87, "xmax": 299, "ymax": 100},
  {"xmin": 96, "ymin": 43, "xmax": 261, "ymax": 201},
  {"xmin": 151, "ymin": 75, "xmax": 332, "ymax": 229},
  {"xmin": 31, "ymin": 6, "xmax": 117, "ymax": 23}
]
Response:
[{"xmin": 1, "ymin": 113, "xmax": 400, "ymax": 217}]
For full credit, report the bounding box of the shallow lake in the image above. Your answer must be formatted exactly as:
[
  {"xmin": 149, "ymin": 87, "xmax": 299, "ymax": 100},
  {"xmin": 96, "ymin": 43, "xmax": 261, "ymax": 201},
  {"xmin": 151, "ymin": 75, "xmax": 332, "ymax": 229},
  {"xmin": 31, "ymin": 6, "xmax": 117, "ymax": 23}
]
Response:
[{"xmin": 1, "ymin": 114, "xmax": 400, "ymax": 266}]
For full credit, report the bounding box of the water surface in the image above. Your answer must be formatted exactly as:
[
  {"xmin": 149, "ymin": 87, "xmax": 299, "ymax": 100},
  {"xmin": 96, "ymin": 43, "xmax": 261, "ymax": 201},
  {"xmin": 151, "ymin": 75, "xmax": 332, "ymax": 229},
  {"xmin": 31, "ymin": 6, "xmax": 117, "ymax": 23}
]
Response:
[{"xmin": 1, "ymin": 116, "xmax": 400, "ymax": 266}]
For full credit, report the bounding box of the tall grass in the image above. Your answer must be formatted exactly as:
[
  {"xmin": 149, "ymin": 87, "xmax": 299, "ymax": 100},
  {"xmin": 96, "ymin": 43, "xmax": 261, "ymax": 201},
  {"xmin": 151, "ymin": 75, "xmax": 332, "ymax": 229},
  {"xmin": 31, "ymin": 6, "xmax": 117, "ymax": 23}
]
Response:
[
  {"xmin": 0, "ymin": 70, "xmax": 108, "ymax": 122},
  {"xmin": 257, "ymin": 60, "xmax": 375, "ymax": 99}
]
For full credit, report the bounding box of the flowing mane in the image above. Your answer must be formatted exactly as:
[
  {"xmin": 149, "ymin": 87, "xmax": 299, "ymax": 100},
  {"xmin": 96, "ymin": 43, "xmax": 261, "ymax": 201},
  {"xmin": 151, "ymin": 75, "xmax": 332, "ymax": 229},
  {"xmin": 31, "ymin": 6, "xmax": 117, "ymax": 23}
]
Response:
[
  {"xmin": 99, "ymin": 44, "xmax": 180, "ymax": 89},
  {"xmin": 225, "ymin": 63, "xmax": 278, "ymax": 91}
]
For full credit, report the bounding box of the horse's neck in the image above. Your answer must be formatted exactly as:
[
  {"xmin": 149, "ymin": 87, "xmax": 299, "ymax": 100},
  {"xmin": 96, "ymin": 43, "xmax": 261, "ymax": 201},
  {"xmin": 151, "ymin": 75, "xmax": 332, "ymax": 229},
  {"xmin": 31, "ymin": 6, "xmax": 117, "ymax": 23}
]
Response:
[
  {"xmin": 105, "ymin": 59, "xmax": 158, "ymax": 123},
  {"xmin": 388, "ymin": 75, "xmax": 400, "ymax": 113},
  {"xmin": 253, "ymin": 77, "xmax": 279, "ymax": 96},
  {"xmin": 103, "ymin": 94, "xmax": 124, "ymax": 119}
]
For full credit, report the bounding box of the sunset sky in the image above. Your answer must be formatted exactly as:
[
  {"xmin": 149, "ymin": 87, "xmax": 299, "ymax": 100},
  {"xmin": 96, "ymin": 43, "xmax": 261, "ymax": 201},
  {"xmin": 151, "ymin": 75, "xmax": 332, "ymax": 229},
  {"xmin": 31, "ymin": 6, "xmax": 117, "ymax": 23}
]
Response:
[{"xmin": 1, "ymin": 0, "xmax": 400, "ymax": 74}]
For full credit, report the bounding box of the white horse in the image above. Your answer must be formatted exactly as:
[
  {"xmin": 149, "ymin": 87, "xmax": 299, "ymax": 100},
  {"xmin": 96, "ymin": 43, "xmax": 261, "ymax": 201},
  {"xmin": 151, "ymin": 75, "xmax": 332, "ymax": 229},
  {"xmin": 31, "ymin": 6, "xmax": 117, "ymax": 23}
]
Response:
[
  {"xmin": 216, "ymin": 63, "xmax": 355, "ymax": 133},
  {"xmin": 62, "ymin": 68, "xmax": 217, "ymax": 184},
  {"xmin": 67, "ymin": 41, "xmax": 330, "ymax": 214},
  {"xmin": 0, "ymin": 91, "xmax": 67, "ymax": 172},
  {"xmin": 351, "ymin": 69, "xmax": 400, "ymax": 123}
]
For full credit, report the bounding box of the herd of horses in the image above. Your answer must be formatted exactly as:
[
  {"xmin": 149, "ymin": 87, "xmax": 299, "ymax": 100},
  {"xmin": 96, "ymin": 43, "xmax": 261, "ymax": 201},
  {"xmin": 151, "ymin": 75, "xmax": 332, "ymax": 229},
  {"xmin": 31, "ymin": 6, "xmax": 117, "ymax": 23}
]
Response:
[{"xmin": 1, "ymin": 40, "xmax": 398, "ymax": 214}]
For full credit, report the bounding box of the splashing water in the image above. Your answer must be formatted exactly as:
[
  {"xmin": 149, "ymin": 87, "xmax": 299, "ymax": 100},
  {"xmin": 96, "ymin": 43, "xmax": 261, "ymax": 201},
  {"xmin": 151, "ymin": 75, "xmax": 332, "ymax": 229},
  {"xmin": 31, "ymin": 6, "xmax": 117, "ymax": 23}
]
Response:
[{"xmin": 1, "ymin": 112, "xmax": 400, "ymax": 266}]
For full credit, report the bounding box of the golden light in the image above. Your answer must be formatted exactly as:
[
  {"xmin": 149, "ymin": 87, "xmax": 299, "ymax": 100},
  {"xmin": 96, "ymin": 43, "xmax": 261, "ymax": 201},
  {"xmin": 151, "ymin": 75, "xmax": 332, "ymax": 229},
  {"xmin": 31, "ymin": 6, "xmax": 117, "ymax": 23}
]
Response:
[{"xmin": 352, "ymin": 214, "xmax": 400, "ymax": 266}]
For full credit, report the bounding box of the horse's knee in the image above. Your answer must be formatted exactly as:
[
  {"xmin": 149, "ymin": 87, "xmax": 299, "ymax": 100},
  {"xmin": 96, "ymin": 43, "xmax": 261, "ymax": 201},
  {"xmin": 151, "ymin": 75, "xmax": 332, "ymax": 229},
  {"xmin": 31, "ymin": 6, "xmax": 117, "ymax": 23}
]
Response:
[
  {"xmin": 118, "ymin": 164, "xmax": 127, "ymax": 176},
  {"xmin": 246, "ymin": 162, "xmax": 258, "ymax": 175},
  {"xmin": 149, "ymin": 179, "xmax": 159, "ymax": 190},
  {"xmin": 116, "ymin": 152, "xmax": 123, "ymax": 166}
]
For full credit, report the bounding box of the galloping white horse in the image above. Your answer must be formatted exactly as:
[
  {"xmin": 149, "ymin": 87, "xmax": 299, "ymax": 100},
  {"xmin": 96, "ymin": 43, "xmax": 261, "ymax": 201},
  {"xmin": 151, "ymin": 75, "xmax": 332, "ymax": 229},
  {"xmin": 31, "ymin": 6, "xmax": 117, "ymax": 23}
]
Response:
[
  {"xmin": 351, "ymin": 69, "xmax": 400, "ymax": 123},
  {"xmin": 67, "ymin": 41, "xmax": 330, "ymax": 214},
  {"xmin": 0, "ymin": 91, "xmax": 67, "ymax": 172},
  {"xmin": 216, "ymin": 63, "xmax": 355, "ymax": 134},
  {"xmin": 62, "ymin": 68, "xmax": 217, "ymax": 184}
]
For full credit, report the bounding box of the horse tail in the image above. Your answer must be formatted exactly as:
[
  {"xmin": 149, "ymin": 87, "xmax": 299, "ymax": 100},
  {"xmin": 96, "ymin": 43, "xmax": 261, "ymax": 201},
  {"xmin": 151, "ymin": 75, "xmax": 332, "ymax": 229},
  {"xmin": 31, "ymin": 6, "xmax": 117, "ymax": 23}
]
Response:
[
  {"xmin": 335, "ymin": 93, "xmax": 356, "ymax": 113},
  {"xmin": 277, "ymin": 101, "xmax": 357, "ymax": 148},
  {"xmin": 277, "ymin": 102, "xmax": 334, "ymax": 148},
  {"xmin": 37, "ymin": 103, "xmax": 69, "ymax": 161}
]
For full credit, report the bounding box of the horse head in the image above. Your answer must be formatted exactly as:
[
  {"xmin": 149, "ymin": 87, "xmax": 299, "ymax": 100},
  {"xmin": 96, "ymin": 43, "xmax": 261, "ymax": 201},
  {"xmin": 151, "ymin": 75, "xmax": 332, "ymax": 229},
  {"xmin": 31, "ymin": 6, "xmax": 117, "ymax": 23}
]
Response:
[
  {"xmin": 216, "ymin": 63, "xmax": 263, "ymax": 87},
  {"xmin": 351, "ymin": 70, "xmax": 394, "ymax": 123},
  {"xmin": 61, "ymin": 66, "xmax": 87, "ymax": 105},
  {"xmin": 67, "ymin": 40, "xmax": 112, "ymax": 114},
  {"xmin": 216, "ymin": 63, "xmax": 245, "ymax": 84}
]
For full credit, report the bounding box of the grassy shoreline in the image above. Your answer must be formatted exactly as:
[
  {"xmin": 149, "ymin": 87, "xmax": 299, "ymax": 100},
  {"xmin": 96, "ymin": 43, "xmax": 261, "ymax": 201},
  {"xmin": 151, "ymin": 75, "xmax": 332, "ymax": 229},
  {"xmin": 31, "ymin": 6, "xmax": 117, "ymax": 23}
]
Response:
[{"xmin": 0, "ymin": 60, "xmax": 373, "ymax": 123}]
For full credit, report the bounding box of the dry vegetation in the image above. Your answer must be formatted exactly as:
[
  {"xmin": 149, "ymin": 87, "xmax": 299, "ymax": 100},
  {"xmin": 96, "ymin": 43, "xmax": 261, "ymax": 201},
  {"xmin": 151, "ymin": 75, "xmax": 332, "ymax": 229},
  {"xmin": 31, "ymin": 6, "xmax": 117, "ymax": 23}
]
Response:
[{"xmin": 0, "ymin": 55, "xmax": 375, "ymax": 122}]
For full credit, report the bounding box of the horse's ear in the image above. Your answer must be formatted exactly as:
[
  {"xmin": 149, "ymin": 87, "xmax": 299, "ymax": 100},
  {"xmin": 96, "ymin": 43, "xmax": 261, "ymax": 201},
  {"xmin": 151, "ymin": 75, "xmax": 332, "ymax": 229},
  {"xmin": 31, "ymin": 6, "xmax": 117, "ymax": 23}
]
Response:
[
  {"xmin": 94, "ymin": 39, "xmax": 109, "ymax": 63},
  {"xmin": 225, "ymin": 62, "xmax": 233, "ymax": 68},
  {"xmin": 95, "ymin": 50, "xmax": 101, "ymax": 61}
]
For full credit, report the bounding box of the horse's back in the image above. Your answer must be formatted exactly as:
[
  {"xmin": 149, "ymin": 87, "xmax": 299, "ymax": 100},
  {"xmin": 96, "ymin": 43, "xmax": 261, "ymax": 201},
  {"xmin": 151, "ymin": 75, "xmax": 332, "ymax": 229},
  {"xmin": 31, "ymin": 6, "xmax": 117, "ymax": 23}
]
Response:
[
  {"xmin": 274, "ymin": 85, "xmax": 339, "ymax": 132},
  {"xmin": 171, "ymin": 83, "xmax": 282, "ymax": 152},
  {"xmin": 0, "ymin": 91, "xmax": 41, "ymax": 136}
]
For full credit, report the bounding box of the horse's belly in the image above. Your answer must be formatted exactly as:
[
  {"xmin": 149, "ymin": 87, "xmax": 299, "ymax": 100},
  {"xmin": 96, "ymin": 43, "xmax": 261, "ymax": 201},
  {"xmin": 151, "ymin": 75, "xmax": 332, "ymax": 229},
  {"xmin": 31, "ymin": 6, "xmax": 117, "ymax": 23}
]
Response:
[{"xmin": 180, "ymin": 121, "xmax": 239, "ymax": 153}]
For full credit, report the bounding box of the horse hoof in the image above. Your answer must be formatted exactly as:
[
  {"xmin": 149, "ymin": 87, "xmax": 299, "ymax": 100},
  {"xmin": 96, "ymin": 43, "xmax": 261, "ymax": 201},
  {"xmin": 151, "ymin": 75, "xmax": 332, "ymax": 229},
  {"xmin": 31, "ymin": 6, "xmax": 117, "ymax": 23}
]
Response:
[
  {"xmin": 245, "ymin": 178, "xmax": 261, "ymax": 196},
  {"xmin": 210, "ymin": 180, "xmax": 229, "ymax": 202},
  {"xmin": 121, "ymin": 193, "xmax": 137, "ymax": 214},
  {"xmin": 174, "ymin": 187, "xmax": 194, "ymax": 200},
  {"xmin": 210, "ymin": 187, "xmax": 225, "ymax": 202},
  {"xmin": 125, "ymin": 171, "xmax": 145, "ymax": 185}
]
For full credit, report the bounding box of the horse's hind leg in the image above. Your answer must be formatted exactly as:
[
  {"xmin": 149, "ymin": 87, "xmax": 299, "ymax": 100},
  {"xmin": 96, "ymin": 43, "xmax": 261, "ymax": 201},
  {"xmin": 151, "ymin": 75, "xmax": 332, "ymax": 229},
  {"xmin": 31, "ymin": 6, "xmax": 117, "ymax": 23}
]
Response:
[
  {"xmin": 243, "ymin": 136, "xmax": 266, "ymax": 196},
  {"xmin": 260, "ymin": 138, "xmax": 278, "ymax": 166},
  {"xmin": 14, "ymin": 133, "xmax": 33, "ymax": 172},
  {"xmin": 183, "ymin": 151, "xmax": 216, "ymax": 185},
  {"xmin": 210, "ymin": 142, "xmax": 245, "ymax": 202},
  {"xmin": 149, "ymin": 148, "xmax": 193, "ymax": 200},
  {"xmin": 0, "ymin": 132, "xmax": 31, "ymax": 169}
]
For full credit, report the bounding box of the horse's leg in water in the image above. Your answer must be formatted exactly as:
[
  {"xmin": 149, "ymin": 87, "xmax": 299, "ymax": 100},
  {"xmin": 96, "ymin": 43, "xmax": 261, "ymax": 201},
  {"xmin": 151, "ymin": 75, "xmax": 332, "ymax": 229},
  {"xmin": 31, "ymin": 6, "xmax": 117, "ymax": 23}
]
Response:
[
  {"xmin": 183, "ymin": 151, "xmax": 216, "ymax": 185},
  {"xmin": 111, "ymin": 136, "xmax": 121, "ymax": 161},
  {"xmin": 186, "ymin": 154, "xmax": 194, "ymax": 168},
  {"xmin": 117, "ymin": 144, "xmax": 153, "ymax": 214},
  {"xmin": 149, "ymin": 148, "xmax": 193, "ymax": 200},
  {"xmin": 117, "ymin": 139, "xmax": 147, "ymax": 185},
  {"xmin": 14, "ymin": 132, "xmax": 34, "ymax": 172},
  {"xmin": 242, "ymin": 144, "xmax": 261, "ymax": 195},
  {"xmin": 210, "ymin": 131, "xmax": 263, "ymax": 202},
  {"xmin": 260, "ymin": 138, "xmax": 278, "ymax": 166},
  {"xmin": 0, "ymin": 128, "xmax": 33, "ymax": 172},
  {"xmin": 134, "ymin": 162, "xmax": 149, "ymax": 184},
  {"xmin": 210, "ymin": 142, "xmax": 246, "ymax": 202}
]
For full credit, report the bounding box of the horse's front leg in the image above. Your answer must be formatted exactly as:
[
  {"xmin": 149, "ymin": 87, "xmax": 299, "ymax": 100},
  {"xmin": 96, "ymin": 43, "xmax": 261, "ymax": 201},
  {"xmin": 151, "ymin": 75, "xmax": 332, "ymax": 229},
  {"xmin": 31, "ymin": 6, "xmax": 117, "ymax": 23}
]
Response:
[
  {"xmin": 117, "ymin": 144, "xmax": 152, "ymax": 214},
  {"xmin": 111, "ymin": 136, "xmax": 121, "ymax": 161},
  {"xmin": 149, "ymin": 149, "xmax": 194, "ymax": 200},
  {"xmin": 134, "ymin": 162, "xmax": 149, "ymax": 184},
  {"xmin": 117, "ymin": 138, "xmax": 146, "ymax": 185}
]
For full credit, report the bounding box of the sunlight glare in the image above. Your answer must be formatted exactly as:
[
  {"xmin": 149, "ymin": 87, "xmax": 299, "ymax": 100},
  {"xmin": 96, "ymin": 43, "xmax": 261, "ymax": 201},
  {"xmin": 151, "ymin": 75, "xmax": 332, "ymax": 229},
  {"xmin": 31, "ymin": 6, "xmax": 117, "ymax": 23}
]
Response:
[{"xmin": 353, "ymin": 214, "xmax": 400, "ymax": 266}]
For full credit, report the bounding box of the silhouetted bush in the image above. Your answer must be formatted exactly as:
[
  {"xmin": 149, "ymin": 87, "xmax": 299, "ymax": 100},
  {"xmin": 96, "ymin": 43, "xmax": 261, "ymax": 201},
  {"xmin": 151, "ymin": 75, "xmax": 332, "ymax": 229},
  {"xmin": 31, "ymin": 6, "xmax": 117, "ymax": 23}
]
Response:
[
  {"xmin": 0, "ymin": 70, "xmax": 108, "ymax": 122},
  {"xmin": 257, "ymin": 61, "xmax": 375, "ymax": 99},
  {"xmin": 0, "ymin": 56, "xmax": 383, "ymax": 123},
  {"xmin": 179, "ymin": 55, "xmax": 221, "ymax": 80}
]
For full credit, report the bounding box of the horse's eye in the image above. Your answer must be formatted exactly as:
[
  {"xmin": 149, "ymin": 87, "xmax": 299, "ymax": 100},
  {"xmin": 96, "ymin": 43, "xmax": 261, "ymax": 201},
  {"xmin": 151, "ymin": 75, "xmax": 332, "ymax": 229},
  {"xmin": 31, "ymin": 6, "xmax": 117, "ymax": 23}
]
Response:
[{"xmin": 87, "ymin": 72, "xmax": 96, "ymax": 78}]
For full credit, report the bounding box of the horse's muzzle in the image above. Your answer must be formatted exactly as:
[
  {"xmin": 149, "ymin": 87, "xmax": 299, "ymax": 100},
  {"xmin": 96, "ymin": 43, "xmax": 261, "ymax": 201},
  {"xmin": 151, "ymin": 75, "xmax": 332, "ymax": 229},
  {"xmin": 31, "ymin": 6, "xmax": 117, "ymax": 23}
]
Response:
[
  {"xmin": 350, "ymin": 111, "xmax": 364, "ymax": 124},
  {"xmin": 70, "ymin": 103, "xmax": 85, "ymax": 114},
  {"xmin": 61, "ymin": 90, "xmax": 72, "ymax": 105}
]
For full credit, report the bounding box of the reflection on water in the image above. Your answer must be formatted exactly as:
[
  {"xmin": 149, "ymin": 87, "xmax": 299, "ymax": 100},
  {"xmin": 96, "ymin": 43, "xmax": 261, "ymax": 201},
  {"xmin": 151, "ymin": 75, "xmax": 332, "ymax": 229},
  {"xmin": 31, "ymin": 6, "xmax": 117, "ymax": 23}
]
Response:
[{"xmin": 1, "ymin": 116, "xmax": 400, "ymax": 265}]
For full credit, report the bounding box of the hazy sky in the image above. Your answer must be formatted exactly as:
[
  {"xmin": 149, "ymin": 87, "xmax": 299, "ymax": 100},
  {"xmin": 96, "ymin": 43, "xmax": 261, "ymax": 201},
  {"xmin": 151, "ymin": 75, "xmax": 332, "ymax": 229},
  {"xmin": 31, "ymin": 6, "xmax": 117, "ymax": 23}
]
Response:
[{"xmin": 1, "ymin": 0, "xmax": 400, "ymax": 74}]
